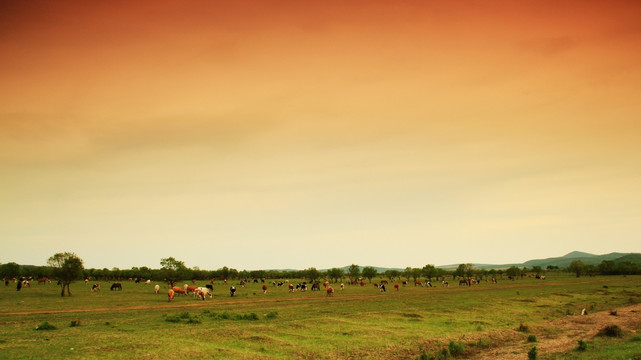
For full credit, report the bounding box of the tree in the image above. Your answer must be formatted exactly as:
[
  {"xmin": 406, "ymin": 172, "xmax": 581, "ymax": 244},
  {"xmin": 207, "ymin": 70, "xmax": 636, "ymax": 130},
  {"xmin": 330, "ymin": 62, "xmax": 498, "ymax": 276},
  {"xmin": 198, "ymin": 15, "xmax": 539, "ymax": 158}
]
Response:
[
  {"xmin": 0, "ymin": 262, "xmax": 21, "ymax": 280},
  {"xmin": 506, "ymin": 266, "xmax": 521, "ymax": 279},
  {"xmin": 306, "ymin": 267, "xmax": 321, "ymax": 283},
  {"xmin": 160, "ymin": 257, "xmax": 189, "ymax": 287},
  {"xmin": 410, "ymin": 268, "xmax": 422, "ymax": 281},
  {"xmin": 422, "ymin": 264, "xmax": 436, "ymax": 280},
  {"xmin": 455, "ymin": 264, "xmax": 467, "ymax": 278},
  {"xmin": 348, "ymin": 264, "xmax": 361, "ymax": 281},
  {"xmin": 531, "ymin": 266, "xmax": 543, "ymax": 275},
  {"xmin": 568, "ymin": 260, "xmax": 586, "ymax": 278},
  {"xmin": 362, "ymin": 267, "xmax": 378, "ymax": 283},
  {"xmin": 47, "ymin": 252, "xmax": 84, "ymax": 297},
  {"xmin": 327, "ymin": 268, "xmax": 344, "ymax": 283}
]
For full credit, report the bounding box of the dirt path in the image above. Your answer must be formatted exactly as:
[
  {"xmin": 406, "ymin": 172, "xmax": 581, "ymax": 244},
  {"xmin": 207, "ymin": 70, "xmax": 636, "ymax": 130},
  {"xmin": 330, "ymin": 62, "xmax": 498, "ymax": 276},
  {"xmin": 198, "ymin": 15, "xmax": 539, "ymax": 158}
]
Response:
[{"xmin": 470, "ymin": 302, "xmax": 641, "ymax": 359}]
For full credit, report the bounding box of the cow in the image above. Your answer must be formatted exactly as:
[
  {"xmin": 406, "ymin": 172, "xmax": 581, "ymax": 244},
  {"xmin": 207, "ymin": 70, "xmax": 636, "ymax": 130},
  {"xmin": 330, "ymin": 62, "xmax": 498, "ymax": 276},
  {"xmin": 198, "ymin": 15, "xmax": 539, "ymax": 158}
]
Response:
[
  {"xmin": 402, "ymin": 280, "xmax": 407, "ymax": 286},
  {"xmin": 91, "ymin": 284, "xmax": 100, "ymax": 292},
  {"xmin": 288, "ymin": 284, "xmax": 294, "ymax": 292},
  {"xmin": 193, "ymin": 289, "xmax": 210, "ymax": 300},
  {"xmin": 459, "ymin": 279, "xmax": 468, "ymax": 286},
  {"xmin": 4, "ymin": 280, "xmax": 8, "ymax": 286},
  {"xmin": 154, "ymin": 284, "xmax": 160, "ymax": 294},
  {"xmin": 311, "ymin": 283, "xmax": 320, "ymax": 291},
  {"xmin": 381, "ymin": 280, "xmax": 389, "ymax": 285},
  {"xmin": 442, "ymin": 280, "xmax": 449, "ymax": 287},
  {"xmin": 323, "ymin": 281, "xmax": 329, "ymax": 288},
  {"xmin": 230, "ymin": 286, "xmax": 236, "ymax": 297},
  {"xmin": 414, "ymin": 281, "xmax": 423, "ymax": 287},
  {"xmin": 360, "ymin": 281, "xmax": 366, "ymax": 287},
  {"xmin": 205, "ymin": 284, "xmax": 213, "ymax": 291},
  {"xmin": 168, "ymin": 289, "xmax": 175, "ymax": 302},
  {"xmin": 326, "ymin": 286, "xmax": 334, "ymax": 297},
  {"xmin": 38, "ymin": 278, "xmax": 49, "ymax": 285},
  {"xmin": 340, "ymin": 283, "xmax": 344, "ymax": 290},
  {"xmin": 172, "ymin": 286, "xmax": 187, "ymax": 295},
  {"xmin": 394, "ymin": 283, "xmax": 400, "ymax": 291},
  {"xmin": 110, "ymin": 282, "xmax": 122, "ymax": 291},
  {"xmin": 22, "ymin": 280, "xmax": 31, "ymax": 287},
  {"xmin": 145, "ymin": 280, "xmax": 151, "ymax": 284},
  {"xmin": 84, "ymin": 278, "xmax": 89, "ymax": 285},
  {"xmin": 300, "ymin": 283, "xmax": 307, "ymax": 291},
  {"xmin": 185, "ymin": 285, "xmax": 199, "ymax": 294},
  {"xmin": 262, "ymin": 285, "xmax": 268, "ymax": 294},
  {"xmin": 379, "ymin": 284, "xmax": 386, "ymax": 292}
]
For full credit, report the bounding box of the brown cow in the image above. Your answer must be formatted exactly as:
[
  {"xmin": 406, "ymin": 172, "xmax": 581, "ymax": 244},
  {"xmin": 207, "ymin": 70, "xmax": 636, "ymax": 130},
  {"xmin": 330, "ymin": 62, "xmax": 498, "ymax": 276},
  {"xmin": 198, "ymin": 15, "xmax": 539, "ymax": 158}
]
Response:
[
  {"xmin": 185, "ymin": 285, "xmax": 198, "ymax": 294},
  {"xmin": 359, "ymin": 281, "xmax": 366, "ymax": 287},
  {"xmin": 288, "ymin": 284, "xmax": 294, "ymax": 292},
  {"xmin": 168, "ymin": 289, "xmax": 175, "ymax": 302},
  {"xmin": 323, "ymin": 281, "xmax": 329, "ymax": 288},
  {"xmin": 262, "ymin": 285, "xmax": 268, "ymax": 294},
  {"xmin": 326, "ymin": 286, "xmax": 334, "ymax": 296},
  {"xmin": 414, "ymin": 281, "xmax": 423, "ymax": 287},
  {"xmin": 172, "ymin": 286, "xmax": 187, "ymax": 295},
  {"xmin": 394, "ymin": 283, "xmax": 400, "ymax": 291}
]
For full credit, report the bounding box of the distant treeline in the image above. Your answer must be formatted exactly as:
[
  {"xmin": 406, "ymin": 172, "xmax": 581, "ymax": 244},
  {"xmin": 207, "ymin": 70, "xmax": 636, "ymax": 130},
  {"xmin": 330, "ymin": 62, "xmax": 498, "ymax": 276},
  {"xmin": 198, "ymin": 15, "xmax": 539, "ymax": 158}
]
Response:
[{"xmin": 1, "ymin": 259, "xmax": 640, "ymax": 282}]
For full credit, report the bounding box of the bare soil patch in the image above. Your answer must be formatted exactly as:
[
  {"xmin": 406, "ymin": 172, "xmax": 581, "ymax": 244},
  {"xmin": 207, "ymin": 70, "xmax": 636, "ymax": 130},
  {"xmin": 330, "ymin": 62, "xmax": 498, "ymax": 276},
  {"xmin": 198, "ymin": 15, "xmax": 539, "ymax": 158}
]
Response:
[{"xmin": 470, "ymin": 302, "xmax": 641, "ymax": 359}]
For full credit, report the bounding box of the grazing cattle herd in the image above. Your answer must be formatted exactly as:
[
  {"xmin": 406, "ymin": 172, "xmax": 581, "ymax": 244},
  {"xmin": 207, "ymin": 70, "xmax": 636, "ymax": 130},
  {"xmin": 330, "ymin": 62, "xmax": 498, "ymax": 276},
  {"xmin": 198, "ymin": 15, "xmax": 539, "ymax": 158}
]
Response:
[{"xmin": 7, "ymin": 272, "xmax": 563, "ymax": 306}]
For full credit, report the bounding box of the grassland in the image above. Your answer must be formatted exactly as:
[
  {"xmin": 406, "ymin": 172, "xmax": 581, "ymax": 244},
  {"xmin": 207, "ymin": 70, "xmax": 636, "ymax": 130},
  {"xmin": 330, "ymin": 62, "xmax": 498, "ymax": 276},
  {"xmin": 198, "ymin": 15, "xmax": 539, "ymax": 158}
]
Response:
[{"xmin": 1, "ymin": 274, "xmax": 640, "ymax": 359}]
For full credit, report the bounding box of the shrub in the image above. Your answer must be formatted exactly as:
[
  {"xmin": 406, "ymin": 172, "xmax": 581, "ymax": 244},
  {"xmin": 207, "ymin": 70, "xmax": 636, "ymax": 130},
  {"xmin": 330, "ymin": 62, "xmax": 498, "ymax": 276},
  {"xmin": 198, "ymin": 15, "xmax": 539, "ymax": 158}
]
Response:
[
  {"xmin": 70, "ymin": 320, "xmax": 80, "ymax": 327},
  {"xmin": 186, "ymin": 317, "xmax": 201, "ymax": 324},
  {"xmin": 598, "ymin": 325, "xmax": 622, "ymax": 337},
  {"xmin": 518, "ymin": 323, "xmax": 529, "ymax": 332},
  {"xmin": 527, "ymin": 346, "xmax": 537, "ymax": 360},
  {"xmin": 527, "ymin": 335, "xmax": 537, "ymax": 342},
  {"xmin": 35, "ymin": 322, "xmax": 56, "ymax": 331},
  {"xmin": 609, "ymin": 310, "xmax": 618, "ymax": 316},
  {"xmin": 179, "ymin": 312, "xmax": 191, "ymax": 319},
  {"xmin": 577, "ymin": 339, "xmax": 588, "ymax": 351},
  {"xmin": 235, "ymin": 312, "xmax": 259, "ymax": 321},
  {"xmin": 448, "ymin": 341, "xmax": 465, "ymax": 357},
  {"xmin": 470, "ymin": 338, "xmax": 491, "ymax": 348},
  {"xmin": 265, "ymin": 311, "xmax": 278, "ymax": 319}
]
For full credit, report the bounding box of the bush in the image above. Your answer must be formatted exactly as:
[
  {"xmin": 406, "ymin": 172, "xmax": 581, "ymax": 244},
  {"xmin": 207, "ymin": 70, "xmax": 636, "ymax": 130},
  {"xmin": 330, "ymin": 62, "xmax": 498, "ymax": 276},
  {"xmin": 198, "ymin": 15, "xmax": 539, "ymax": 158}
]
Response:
[
  {"xmin": 598, "ymin": 325, "xmax": 622, "ymax": 337},
  {"xmin": 577, "ymin": 339, "xmax": 588, "ymax": 351},
  {"xmin": 35, "ymin": 322, "xmax": 56, "ymax": 331},
  {"xmin": 518, "ymin": 323, "xmax": 529, "ymax": 332},
  {"xmin": 527, "ymin": 346, "xmax": 537, "ymax": 360},
  {"xmin": 609, "ymin": 309, "xmax": 618, "ymax": 316},
  {"xmin": 70, "ymin": 320, "xmax": 80, "ymax": 327},
  {"xmin": 527, "ymin": 335, "xmax": 537, "ymax": 342},
  {"xmin": 470, "ymin": 338, "xmax": 491, "ymax": 348},
  {"xmin": 235, "ymin": 312, "xmax": 259, "ymax": 321},
  {"xmin": 265, "ymin": 311, "xmax": 278, "ymax": 319},
  {"xmin": 448, "ymin": 341, "xmax": 465, "ymax": 357}
]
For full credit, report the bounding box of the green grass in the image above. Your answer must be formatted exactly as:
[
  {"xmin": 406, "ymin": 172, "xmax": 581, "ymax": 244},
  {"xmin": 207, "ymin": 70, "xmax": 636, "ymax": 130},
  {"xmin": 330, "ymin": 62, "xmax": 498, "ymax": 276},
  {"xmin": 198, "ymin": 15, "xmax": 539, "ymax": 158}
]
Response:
[{"xmin": 0, "ymin": 275, "xmax": 639, "ymax": 359}]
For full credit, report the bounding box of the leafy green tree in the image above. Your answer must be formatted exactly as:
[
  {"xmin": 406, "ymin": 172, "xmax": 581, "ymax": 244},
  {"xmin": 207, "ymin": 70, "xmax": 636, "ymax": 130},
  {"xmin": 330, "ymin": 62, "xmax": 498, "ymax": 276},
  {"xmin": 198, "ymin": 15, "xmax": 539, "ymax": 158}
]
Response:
[
  {"xmin": 464, "ymin": 263, "xmax": 474, "ymax": 278},
  {"xmin": 348, "ymin": 264, "xmax": 361, "ymax": 281},
  {"xmin": 47, "ymin": 252, "xmax": 84, "ymax": 297},
  {"xmin": 568, "ymin": 260, "xmax": 586, "ymax": 277},
  {"xmin": 0, "ymin": 262, "xmax": 21, "ymax": 280},
  {"xmin": 422, "ymin": 264, "xmax": 436, "ymax": 280},
  {"xmin": 327, "ymin": 268, "xmax": 344, "ymax": 283},
  {"xmin": 598, "ymin": 260, "xmax": 615, "ymax": 275},
  {"xmin": 306, "ymin": 267, "xmax": 321, "ymax": 283},
  {"xmin": 160, "ymin": 257, "xmax": 189, "ymax": 287},
  {"xmin": 410, "ymin": 268, "xmax": 422, "ymax": 281},
  {"xmin": 506, "ymin": 266, "xmax": 521, "ymax": 279},
  {"xmin": 531, "ymin": 266, "xmax": 543, "ymax": 275},
  {"xmin": 455, "ymin": 264, "xmax": 467, "ymax": 278},
  {"xmin": 385, "ymin": 269, "xmax": 400, "ymax": 281},
  {"xmin": 362, "ymin": 267, "xmax": 378, "ymax": 283},
  {"xmin": 403, "ymin": 267, "xmax": 412, "ymax": 280}
]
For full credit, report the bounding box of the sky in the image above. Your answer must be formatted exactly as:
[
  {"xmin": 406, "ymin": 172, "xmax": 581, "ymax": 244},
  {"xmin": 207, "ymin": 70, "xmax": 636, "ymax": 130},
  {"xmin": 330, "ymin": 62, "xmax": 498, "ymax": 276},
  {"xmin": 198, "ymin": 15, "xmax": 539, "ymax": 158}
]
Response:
[{"xmin": 1, "ymin": 1, "xmax": 640, "ymax": 271}]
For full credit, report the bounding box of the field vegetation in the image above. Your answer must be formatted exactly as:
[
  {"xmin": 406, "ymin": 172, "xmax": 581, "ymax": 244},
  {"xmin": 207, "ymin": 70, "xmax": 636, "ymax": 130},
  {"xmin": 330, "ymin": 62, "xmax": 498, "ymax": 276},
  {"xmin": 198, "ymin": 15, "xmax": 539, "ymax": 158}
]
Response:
[{"xmin": 1, "ymin": 273, "xmax": 640, "ymax": 359}]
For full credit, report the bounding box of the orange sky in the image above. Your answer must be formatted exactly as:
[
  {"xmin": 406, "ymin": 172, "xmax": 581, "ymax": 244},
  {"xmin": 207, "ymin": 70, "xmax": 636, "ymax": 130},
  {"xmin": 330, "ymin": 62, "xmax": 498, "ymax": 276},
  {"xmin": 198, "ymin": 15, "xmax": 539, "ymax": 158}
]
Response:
[{"xmin": 1, "ymin": 1, "xmax": 640, "ymax": 269}]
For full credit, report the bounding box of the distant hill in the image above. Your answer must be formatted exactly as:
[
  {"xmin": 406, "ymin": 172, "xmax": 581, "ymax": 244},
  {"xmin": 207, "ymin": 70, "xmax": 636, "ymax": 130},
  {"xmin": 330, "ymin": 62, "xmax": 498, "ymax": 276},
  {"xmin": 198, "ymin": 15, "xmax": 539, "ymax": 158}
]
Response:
[{"xmin": 440, "ymin": 251, "xmax": 641, "ymax": 270}]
